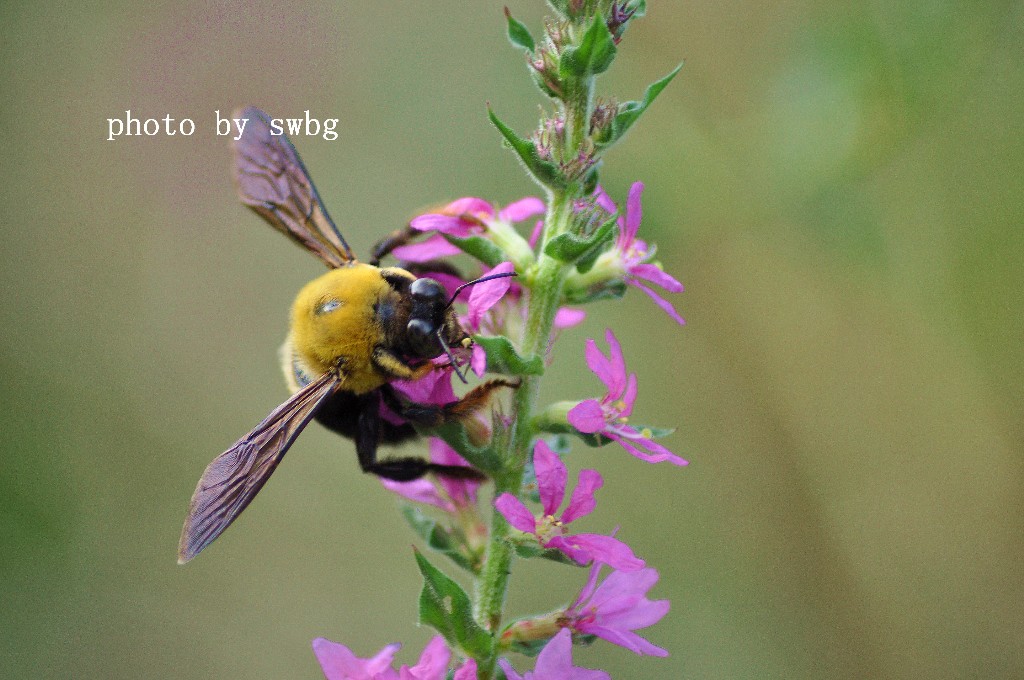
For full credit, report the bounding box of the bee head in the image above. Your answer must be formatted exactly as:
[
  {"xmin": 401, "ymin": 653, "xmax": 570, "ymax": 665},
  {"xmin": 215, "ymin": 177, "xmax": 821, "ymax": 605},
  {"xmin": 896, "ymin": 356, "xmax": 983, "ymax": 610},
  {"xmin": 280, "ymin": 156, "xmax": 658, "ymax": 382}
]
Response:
[{"xmin": 404, "ymin": 277, "xmax": 467, "ymax": 359}]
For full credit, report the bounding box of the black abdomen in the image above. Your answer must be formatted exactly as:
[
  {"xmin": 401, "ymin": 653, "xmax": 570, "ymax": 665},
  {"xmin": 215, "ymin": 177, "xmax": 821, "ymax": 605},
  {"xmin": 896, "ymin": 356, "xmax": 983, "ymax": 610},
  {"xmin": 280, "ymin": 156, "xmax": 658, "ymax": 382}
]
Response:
[{"xmin": 314, "ymin": 388, "xmax": 418, "ymax": 445}]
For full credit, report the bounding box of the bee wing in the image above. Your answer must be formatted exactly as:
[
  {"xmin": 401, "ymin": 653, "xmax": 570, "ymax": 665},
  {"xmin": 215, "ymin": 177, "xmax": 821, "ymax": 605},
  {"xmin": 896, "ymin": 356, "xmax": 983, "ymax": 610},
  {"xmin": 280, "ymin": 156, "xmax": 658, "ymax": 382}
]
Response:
[
  {"xmin": 232, "ymin": 106, "xmax": 356, "ymax": 268},
  {"xmin": 177, "ymin": 370, "xmax": 342, "ymax": 563}
]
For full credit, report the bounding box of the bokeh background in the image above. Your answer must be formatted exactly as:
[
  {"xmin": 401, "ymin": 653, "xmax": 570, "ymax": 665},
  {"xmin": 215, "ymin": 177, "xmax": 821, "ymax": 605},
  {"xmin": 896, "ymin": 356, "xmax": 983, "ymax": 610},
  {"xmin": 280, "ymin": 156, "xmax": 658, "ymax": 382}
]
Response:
[{"xmin": 2, "ymin": 1, "xmax": 1022, "ymax": 678}]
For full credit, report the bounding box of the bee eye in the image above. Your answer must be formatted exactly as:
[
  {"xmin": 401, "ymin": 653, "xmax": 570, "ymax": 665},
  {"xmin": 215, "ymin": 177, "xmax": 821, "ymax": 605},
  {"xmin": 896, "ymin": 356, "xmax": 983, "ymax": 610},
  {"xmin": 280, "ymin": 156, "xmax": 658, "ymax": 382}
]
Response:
[
  {"xmin": 315, "ymin": 299, "xmax": 342, "ymax": 315},
  {"xmin": 407, "ymin": 318, "xmax": 432, "ymax": 339},
  {"xmin": 406, "ymin": 318, "xmax": 441, "ymax": 357},
  {"xmin": 409, "ymin": 278, "xmax": 445, "ymax": 304}
]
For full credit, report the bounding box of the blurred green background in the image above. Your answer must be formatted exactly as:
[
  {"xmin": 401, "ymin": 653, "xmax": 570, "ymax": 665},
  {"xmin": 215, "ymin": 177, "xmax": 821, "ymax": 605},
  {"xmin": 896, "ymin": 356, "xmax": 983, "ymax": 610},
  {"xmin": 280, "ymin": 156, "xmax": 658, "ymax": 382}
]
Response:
[{"xmin": 2, "ymin": 1, "xmax": 1022, "ymax": 678}]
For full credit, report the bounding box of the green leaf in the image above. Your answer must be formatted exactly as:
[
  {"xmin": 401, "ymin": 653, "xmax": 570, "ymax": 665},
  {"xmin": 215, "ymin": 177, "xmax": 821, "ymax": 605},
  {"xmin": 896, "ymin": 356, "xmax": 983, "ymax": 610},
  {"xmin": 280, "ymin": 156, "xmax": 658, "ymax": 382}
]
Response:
[
  {"xmin": 560, "ymin": 13, "xmax": 617, "ymax": 78},
  {"xmin": 415, "ymin": 550, "xmax": 493, "ymax": 658},
  {"xmin": 488, "ymin": 107, "xmax": 565, "ymax": 189},
  {"xmin": 445, "ymin": 234, "xmax": 506, "ymax": 268},
  {"xmin": 575, "ymin": 241, "xmax": 605, "ymax": 274},
  {"xmin": 543, "ymin": 215, "xmax": 617, "ymax": 265},
  {"xmin": 401, "ymin": 505, "xmax": 476, "ymax": 573},
  {"xmin": 582, "ymin": 163, "xmax": 600, "ymax": 196},
  {"xmin": 598, "ymin": 63, "xmax": 683, "ymax": 150},
  {"xmin": 545, "ymin": 0, "xmax": 571, "ymax": 18},
  {"xmin": 474, "ymin": 335, "xmax": 545, "ymax": 376},
  {"xmin": 504, "ymin": 8, "xmax": 535, "ymax": 52}
]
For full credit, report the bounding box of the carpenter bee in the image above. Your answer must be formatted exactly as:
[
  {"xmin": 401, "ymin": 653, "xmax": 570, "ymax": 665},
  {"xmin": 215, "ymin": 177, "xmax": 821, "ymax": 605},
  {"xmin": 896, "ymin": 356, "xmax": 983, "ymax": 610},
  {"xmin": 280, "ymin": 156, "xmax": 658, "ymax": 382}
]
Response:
[{"xmin": 178, "ymin": 107, "xmax": 515, "ymax": 564}]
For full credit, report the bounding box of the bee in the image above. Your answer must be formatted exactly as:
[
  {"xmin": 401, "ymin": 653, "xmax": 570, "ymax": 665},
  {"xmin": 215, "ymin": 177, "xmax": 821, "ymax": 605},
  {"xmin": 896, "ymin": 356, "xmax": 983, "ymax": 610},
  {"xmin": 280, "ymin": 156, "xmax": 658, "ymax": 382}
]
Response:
[{"xmin": 178, "ymin": 107, "xmax": 516, "ymax": 564}]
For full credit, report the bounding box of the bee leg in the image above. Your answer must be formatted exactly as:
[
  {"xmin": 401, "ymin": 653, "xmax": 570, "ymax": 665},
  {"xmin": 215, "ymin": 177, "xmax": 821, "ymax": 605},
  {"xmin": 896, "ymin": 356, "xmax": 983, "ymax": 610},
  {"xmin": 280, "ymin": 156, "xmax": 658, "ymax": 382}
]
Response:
[
  {"xmin": 380, "ymin": 379, "xmax": 520, "ymax": 429},
  {"xmin": 400, "ymin": 259, "xmax": 464, "ymax": 280},
  {"xmin": 371, "ymin": 347, "xmax": 435, "ymax": 382},
  {"xmin": 368, "ymin": 225, "xmax": 464, "ymax": 279},
  {"xmin": 369, "ymin": 225, "xmax": 417, "ymax": 266},
  {"xmin": 355, "ymin": 391, "xmax": 485, "ymax": 482}
]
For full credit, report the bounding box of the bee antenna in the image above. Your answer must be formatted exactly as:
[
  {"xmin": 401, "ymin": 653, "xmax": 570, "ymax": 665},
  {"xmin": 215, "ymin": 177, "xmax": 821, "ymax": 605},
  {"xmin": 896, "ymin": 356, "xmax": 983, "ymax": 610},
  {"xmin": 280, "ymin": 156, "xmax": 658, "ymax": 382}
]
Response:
[
  {"xmin": 445, "ymin": 271, "xmax": 518, "ymax": 310},
  {"xmin": 436, "ymin": 330, "xmax": 469, "ymax": 384}
]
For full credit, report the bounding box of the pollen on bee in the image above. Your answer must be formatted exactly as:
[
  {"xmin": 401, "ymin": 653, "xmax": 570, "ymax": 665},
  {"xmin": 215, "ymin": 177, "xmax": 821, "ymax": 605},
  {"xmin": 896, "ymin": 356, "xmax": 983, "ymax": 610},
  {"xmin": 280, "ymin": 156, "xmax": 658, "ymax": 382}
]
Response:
[{"xmin": 461, "ymin": 337, "xmax": 473, "ymax": 348}]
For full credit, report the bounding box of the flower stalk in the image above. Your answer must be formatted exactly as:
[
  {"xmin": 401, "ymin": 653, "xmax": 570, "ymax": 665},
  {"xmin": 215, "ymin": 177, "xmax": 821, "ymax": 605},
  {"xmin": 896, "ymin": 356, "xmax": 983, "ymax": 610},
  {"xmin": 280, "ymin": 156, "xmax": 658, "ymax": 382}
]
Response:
[{"xmin": 313, "ymin": 3, "xmax": 686, "ymax": 678}]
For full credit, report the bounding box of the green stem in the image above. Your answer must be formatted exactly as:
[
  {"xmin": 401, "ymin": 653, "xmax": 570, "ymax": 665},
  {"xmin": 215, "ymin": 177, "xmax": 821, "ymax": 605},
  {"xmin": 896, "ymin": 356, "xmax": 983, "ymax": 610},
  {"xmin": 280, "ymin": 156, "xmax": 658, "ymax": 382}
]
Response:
[
  {"xmin": 474, "ymin": 25, "xmax": 595, "ymax": 678},
  {"xmin": 474, "ymin": 249, "xmax": 571, "ymax": 678},
  {"xmin": 564, "ymin": 75, "xmax": 594, "ymax": 154}
]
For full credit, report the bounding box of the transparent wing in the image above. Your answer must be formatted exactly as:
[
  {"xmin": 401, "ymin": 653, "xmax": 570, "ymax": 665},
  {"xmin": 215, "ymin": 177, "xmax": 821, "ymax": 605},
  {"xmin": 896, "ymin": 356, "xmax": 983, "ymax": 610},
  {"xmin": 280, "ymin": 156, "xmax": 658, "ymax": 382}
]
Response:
[
  {"xmin": 233, "ymin": 106, "xmax": 355, "ymax": 268},
  {"xmin": 177, "ymin": 370, "xmax": 342, "ymax": 563}
]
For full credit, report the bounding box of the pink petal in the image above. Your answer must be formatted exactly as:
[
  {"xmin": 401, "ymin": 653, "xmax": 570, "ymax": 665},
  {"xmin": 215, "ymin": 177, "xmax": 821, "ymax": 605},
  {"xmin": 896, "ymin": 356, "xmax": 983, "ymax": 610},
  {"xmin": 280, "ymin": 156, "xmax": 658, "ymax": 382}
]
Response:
[
  {"xmin": 593, "ymin": 185, "xmax": 617, "ymax": 214},
  {"xmin": 466, "ymin": 261, "xmax": 515, "ymax": 326},
  {"xmin": 533, "ymin": 440, "xmax": 567, "ymax": 517},
  {"xmin": 603, "ymin": 598, "xmax": 671, "ymax": 634},
  {"xmin": 431, "ymin": 439, "xmax": 478, "ymax": 506},
  {"xmin": 471, "ymin": 344, "xmax": 487, "ymax": 377},
  {"xmin": 583, "ymin": 338, "xmax": 616, "ymax": 394},
  {"xmin": 628, "ymin": 263, "xmax": 684, "ymax": 293},
  {"xmin": 404, "ymin": 636, "xmax": 450, "ymax": 679},
  {"xmin": 623, "ymin": 182, "xmax": 644, "ymax": 244},
  {"xmin": 553, "ymin": 307, "xmax": 586, "ymax": 329},
  {"xmin": 561, "ymin": 469, "xmax": 603, "ymax": 524},
  {"xmin": 545, "ymin": 535, "xmax": 592, "ymax": 565},
  {"xmin": 614, "ymin": 428, "xmax": 686, "ymax": 463},
  {"xmin": 380, "ymin": 478, "xmax": 453, "ymax": 513},
  {"xmin": 603, "ymin": 329, "xmax": 627, "ymax": 397},
  {"xmin": 627, "ymin": 280, "xmax": 686, "ymax": 325},
  {"xmin": 533, "ymin": 628, "xmax": 574, "ymax": 678},
  {"xmin": 445, "ymin": 196, "xmax": 494, "ymax": 217},
  {"xmin": 566, "ymin": 400, "xmax": 606, "ymax": 434},
  {"xmin": 571, "ymin": 562, "xmax": 605, "ymax": 610},
  {"xmin": 609, "ymin": 433, "xmax": 688, "ymax": 466},
  {"xmin": 392, "ymin": 235, "xmax": 464, "ymax": 262},
  {"xmin": 392, "ymin": 368, "xmax": 457, "ymax": 406},
  {"xmin": 528, "ymin": 220, "xmax": 543, "ymax": 248},
  {"xmin": 313, "ymin": 638, "xmax": 400, "ymax": 680},
  {"xmin": 577, "ymin": 624, "xmax": 668, "ymax": 657},
  {"xmin": 453, "ymin": 658, "xmax": 478, "ymax": 680},
  {"xmin": 567, "ymin": 533, "xmax": 645, "ymax": 571},
  {"xmin": 499, "ymin": 196, "xmax": 546, "ymax": 223},
  {"xmin": 495, "ymin": 493, "xmax": 538, "ymax": 534},
  {"xmin": 534, "ymin": 629, "xmax": 611, "ymax": 680},
  {"xmin": 410, "ymin": 213, "xmax": 475, "ymax": 237},
  {"xmin": 620, "ymin": 374, "xmax": 638, "ymax": 416},
  {"xmin": 498, "ymin": 659, "xmax": 525, "ymax": 680},
  {"xmin": 589, "ymin": 569, "xmax": 667, "ymax": 614},
  {"xmin": 589, "ymin": 567, "xmax": 661, "ymax": 608}
]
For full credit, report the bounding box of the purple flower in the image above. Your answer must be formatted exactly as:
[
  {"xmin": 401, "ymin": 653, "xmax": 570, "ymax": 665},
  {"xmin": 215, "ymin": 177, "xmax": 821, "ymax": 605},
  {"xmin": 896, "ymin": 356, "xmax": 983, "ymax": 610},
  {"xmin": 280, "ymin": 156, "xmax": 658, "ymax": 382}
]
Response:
[
  {"xmin": 456, "ymin": 261, "xmax": 584, "ymax": 376},
  {"xmin": 394, "ymin": 196, "xmax": 545, "ymax": 262},
  {"xmin": 391, "ymin": 363, "xmax": 459, "ymax": 407},
  {"xmin": 381, "ymin": 438, "xmax": 481, "ymax": 511},
  {"xmin": 452, "ymin": 658, "xmax": 477, "ymax": 680},
  {"xmin": 462, "ymin": 261, "xmax": 517, "ymax": 376},
  {"xmin": 499, "ymin": 629, "xmax": 609, "ymax": 680},
  {"xmin": 594, "ymin": 182, "xmax": 685, "ymax": 325},
  {"xmin": 494, "ymin": 441, "xmax": 644, "ymax": 571},
  {"xmin": 312, "ymin": 636, "xmax": 451, "ymax": 680},
  {"xmin": 567, "ymin": 329, "xmax": 688, "ymax": 466},
  {"xmin": 564, "ymin": 563, "xmax": 670, "ymax": 657}
]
